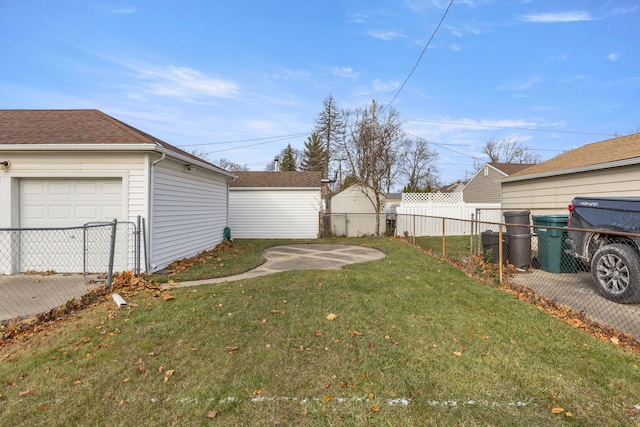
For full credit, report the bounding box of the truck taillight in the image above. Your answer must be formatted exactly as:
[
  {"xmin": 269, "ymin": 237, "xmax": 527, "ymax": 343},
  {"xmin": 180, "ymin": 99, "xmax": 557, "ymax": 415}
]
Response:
[{"xmin": 567, "ymin": 204, "xmax": 574, "ymax": 227}]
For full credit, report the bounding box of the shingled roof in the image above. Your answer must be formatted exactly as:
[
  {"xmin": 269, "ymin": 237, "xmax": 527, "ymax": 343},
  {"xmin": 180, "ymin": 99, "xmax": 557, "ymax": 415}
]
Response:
[
  {"xmin": 0, "ymin": 109, "xmax": 232, "ymax": 176},
  {"xmin": 489, "ymin": 162, "xmax": 535, "ymax": 176},
  {"xmin": 505, "ymin": 133, "xmax": 640, "ymax": 181},
  {"xmin": 230, "ymin": 171, "xmax": 322, "ymax": 188}
]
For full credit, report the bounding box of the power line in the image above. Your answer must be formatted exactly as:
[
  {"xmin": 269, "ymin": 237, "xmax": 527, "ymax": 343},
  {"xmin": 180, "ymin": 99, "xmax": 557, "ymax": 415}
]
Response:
[
  {"xmin": 382, "ymin": 0, "xmax": 455, "ymax": 112},
  {"xmin": 179, "ymin": 132, "xmax": 309, "ymax": 148},
  {"xmin": 406, "ymin": 119, "xmax": 616, "ymax": 137}
]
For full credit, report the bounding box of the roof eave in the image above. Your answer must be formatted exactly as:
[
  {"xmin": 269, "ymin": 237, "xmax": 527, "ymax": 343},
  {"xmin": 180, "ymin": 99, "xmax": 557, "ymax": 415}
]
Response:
[
  {"xmin": 501, "ymin": 157, "xmax": 640, "ymax": 183},
  {"xmin": 0, "ymin": 143, "xmax": 237, "ymax": 179}
]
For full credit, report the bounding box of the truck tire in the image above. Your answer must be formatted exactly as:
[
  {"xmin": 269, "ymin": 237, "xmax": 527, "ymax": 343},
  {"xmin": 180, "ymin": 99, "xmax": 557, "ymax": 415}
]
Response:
[{"xmin": 591, "ymin": 243, "xmax": 640, "ymax": 304}]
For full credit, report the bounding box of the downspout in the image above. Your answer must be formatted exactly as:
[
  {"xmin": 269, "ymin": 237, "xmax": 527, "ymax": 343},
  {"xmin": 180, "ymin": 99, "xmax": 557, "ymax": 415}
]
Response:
[{"xmin": 146, "ymin": 153, "xmax": 165, "ymax": 272}]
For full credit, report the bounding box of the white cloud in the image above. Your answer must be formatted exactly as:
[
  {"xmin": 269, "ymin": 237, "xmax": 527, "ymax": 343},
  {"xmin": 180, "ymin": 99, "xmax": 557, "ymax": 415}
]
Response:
[
  {"xmin": 371, "ymin": 78, "xmax": 400, "ymax": 93},
  {"xmin": 497, "ymin": 77, "xmax": 541, "ymax": 91},
  {"xmin": 518, "ymin": 11, "xmax": 592, "ymax": 23},
  {"xmin": 331, "ymin": 67, "xmax": 359, "ymax": 78},
  {"xmin": 110, "ymin": 6, "xmax": 136, "ymax": 14},
  {"xmin": 610, "ymin": 7, "xmax": 639, "ymax": 16},
  {"xmin": 367, "ymin": 30, "xmax": 406, "ymax": 40},
  {"xmin": 135, "ymin": 65, "xmax": 240, "ymax": 100},
  {"xmin": 608, "ymin": 53, "xmax": 620, "ymax": 61}
]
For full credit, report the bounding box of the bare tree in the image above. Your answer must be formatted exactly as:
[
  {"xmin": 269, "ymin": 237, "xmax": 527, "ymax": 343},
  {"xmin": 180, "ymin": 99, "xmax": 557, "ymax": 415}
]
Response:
[
  {"xmin": 337, "ymin": 100, "xmax": 404, "ymax": 235},
  {"xmin": 399, "ymin": 137, "xmax": 439, "ymax": 191},
  {"xmin": 314, "ymin": 94, "xmax": 345, "ymax": 179},
  {"xmin": 215, "ymin": 158, "xmax": 249, "ymax": 171},
  {"xmin": 478, "ymin": 136, "xmax": 541, "ymax": 167}
]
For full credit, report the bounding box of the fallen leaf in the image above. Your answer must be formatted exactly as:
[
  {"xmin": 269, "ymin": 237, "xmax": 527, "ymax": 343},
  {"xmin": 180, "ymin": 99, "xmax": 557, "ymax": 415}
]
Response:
[
  {"xmin": 207, "ymin": 410, "xmax": 217, "ymax": 418},
  {"xmin": 314, "ymin": 331, "xmax": 323, "ymax": 337},
  {"xmin": 225, "ymin": 346, "xmax": 239, "ymax": 352},
  {"xmin": 19, "ymin": 388, "xmax": 36, "ymax": 397},
  {"xmin": 350, "ymin": 330, "xmax": 364, "ymax": 337},
  {"xmin": 368, "ymin": 392, "xmax": 375, "ymax": 399},
  {"xmin": 326, "ymin": 313, "xmax": 337, "ymax": 321},
  {"xmin": 38, "ymin": 404, "xmax": 49, "ymax": 411},
  {"xmin": 453, "ymin": 351, "xmax": 463, "ymax": 357},
  {"xmin": 122, "ymin": 378, "xmax": 130, "ymax": 383},
  {"xmin": 372, "ymin": 405, "xmax": 381, "ymax": 412},
  {"xmin": 323, "ymin": 395, "xmax": 333, "ymax": 403},
  {"xmin": 118, "ymin": 400, "xmax": 127, "ymax": 407},
  {"xmin": 163, "ymin": 294, "xmax": 175, "ymax": 301},
  {"xmin": 551, "ymin": 407, "xmax": 564, "ymax": 414}
]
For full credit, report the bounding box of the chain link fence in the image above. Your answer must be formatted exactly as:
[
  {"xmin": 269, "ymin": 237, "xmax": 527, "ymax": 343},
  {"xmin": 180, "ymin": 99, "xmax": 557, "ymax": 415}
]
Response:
[
  {"xmin": 0, "ymin": 220, "xmax": 141, "ymax": 322},
  {"xmin": 395, "ymin": 210, "xmax": 640, "ymax": 344}
]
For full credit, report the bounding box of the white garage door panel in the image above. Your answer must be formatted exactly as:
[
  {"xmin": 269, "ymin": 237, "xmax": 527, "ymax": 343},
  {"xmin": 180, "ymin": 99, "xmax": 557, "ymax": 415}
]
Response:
[
  {"xmin": 19, "ymin": 178, "xmax": 124, "ymax": 273},
  {"xmin": 20, "ymin": 178, "xmax": 123, "ymax": 227}
]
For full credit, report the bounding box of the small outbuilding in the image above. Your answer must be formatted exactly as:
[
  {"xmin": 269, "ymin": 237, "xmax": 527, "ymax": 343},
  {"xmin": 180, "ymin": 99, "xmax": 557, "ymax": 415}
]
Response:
[{"xmin": 228, "ymin": 171, "xmax": 323, "ymax": 238}]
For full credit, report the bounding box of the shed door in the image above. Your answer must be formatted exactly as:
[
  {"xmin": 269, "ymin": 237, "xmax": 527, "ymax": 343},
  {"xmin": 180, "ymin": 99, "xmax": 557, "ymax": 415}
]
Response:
[{"xmin": 18, "ymin": 178, "xmax": 123, "ymax": 272}]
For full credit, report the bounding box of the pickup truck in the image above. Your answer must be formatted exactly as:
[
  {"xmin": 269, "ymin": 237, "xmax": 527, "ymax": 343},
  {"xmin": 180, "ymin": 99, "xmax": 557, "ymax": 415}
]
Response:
[{"xmin": 566, "ymin": 196, "xmax": 640, "ymax": 303}]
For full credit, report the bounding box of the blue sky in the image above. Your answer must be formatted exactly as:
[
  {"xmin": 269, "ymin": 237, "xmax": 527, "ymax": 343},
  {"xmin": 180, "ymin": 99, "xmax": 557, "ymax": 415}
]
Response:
[{"xmin": 1, "ymin": 0, "xmax": 639, "ymax": 184}]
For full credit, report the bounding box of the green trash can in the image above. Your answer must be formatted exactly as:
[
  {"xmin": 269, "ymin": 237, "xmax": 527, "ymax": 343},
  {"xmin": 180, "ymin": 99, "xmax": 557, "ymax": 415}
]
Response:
[{"xmin": 532, "ymin": 215, "xmax": 576, "ymax": 273}]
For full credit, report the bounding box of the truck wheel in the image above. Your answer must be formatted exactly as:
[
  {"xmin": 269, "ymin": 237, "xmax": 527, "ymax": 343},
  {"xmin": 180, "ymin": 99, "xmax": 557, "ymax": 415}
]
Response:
[{"xmin": 591, "ymin": 243, "xmax": 640, "ymax": 304}]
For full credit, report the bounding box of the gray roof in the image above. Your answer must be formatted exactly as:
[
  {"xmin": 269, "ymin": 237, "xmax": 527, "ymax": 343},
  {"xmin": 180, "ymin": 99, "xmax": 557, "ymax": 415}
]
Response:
[{"xmin": 230, "ymin": 171, "xmax": 323, "ymax": 188}]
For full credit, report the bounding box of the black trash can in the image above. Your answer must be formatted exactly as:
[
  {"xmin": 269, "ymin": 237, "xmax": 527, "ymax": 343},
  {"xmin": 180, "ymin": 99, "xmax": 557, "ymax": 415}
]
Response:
[
  {"xmin": 506, "ymin": 233, "xmax": 532, "ymax": 270},
  {"xmin": 503, "ymin": 210, "xmax": 531, "ymax": 235},
  {"xmin": 481, "ymin": 230, "xmax": 506, "ymax": 264}
]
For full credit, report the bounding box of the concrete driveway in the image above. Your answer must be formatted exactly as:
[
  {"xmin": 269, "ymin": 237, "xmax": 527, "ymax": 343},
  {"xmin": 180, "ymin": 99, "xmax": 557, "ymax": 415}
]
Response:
[{"xmin": 1, "ymin": 244, "xmax": 386, "ymax": 320}]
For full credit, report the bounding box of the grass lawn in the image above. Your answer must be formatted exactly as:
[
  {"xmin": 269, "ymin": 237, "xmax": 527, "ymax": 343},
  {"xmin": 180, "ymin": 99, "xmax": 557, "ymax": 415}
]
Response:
[{"xmin": 2, "ymin": 237, "xmax": 640, "ymax": 426}]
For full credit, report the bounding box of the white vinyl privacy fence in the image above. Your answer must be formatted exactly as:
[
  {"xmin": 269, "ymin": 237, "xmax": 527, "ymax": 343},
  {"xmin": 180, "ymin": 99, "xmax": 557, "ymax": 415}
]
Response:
[{"xmin": 395, "ymin": 192, "xmax": 500, "ymax": 237}]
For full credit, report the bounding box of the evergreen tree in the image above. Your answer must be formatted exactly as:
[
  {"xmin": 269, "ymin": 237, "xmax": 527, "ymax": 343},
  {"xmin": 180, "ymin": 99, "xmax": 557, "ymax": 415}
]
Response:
[
  {"xmin": 280, "ymin": 144, "xmax": 297, "ymax": 171},
  {"xmin": 300, "ymin": 133, "xmax": 327, "ymax": 172}
]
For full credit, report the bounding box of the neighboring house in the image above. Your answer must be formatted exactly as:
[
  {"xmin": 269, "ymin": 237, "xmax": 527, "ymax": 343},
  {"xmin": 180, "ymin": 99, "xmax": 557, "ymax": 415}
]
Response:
[
  {"xmin": 435, "ymin": 181, "xmax": 466, "ymax": 193},
  {"xmin": 463, "ymin": 162, "xmax": 534, "ymax": 203},
  {"xmin": 228, "ymin": 171, "xmax": 322, "ymax": 239},
  {"xmin": 330, "ymin": 184, "xmax": 386, "ymax": 237},
  {"xmin": 0, "ymin": 109, "xmax": 235, "ymax": 273},
  {"xmin": 501, "ymin": 133, "xmax": 640, "ymax": 209}
]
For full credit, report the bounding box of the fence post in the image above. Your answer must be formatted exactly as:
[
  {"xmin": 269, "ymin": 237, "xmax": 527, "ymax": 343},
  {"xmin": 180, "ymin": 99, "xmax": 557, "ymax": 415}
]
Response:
[
  {"xmin": 470, "ymin": 213, "xmax": 474, "ymax": 259},
  {"xmin": 412, "ymin": 214, "xmax": 416, "ymax": 246},
  {"xmin": 136, "ymin": 216, "xmax": 141, "ymax": 275},
  {"xmin": 441, "ymin": 217, "xmax": 446, "ymax": 257},
  {"xmin": 498, "ymin": 226, "xmax": 503, "ymax": 286},
  {"xmin": 106, "ymin": 219, "xmax": 118, "ymax": 290}
]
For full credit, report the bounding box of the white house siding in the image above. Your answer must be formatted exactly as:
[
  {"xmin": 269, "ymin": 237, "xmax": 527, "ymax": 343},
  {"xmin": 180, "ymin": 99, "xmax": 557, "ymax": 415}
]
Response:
[
  {"xmin": 501, "ymin": 165, "xmax": 640, "ymax": 210},
  {"xmin": 150, "ymin": 160, "xmax": 229, "ymax": 271},
  {"xmin": 229, "ymin": 188, "xmax": 321, "ymax": 239},
  {"xmin": 0, "ymin": 151, "xmax": 147, "ymax": 274}
]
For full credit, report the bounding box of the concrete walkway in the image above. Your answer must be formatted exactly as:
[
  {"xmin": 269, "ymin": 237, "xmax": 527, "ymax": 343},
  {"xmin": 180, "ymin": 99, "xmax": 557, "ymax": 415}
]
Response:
[
  {"xmin": 176, "ymin": 244, "xmax": 387, "ymax": 287},
  {"xmin": 1, "ymin": 244, "xmax": 386, "ymax": 320}
]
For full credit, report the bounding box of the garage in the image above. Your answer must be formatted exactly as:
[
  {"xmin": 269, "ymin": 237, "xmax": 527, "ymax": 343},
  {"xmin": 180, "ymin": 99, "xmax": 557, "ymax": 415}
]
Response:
[{"xmin": 19, "ymin": 178, "xmax": 123, "ymax": 227}]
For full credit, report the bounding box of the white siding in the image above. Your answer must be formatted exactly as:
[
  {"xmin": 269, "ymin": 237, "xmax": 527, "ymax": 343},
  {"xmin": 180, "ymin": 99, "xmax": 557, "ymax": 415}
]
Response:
[
  {"xmin": 229, "ymin": 188, "xmax": 321, "ymax": 238},
  {"xmin": 501, "ymin": 165, "xmax": 640, "ymax": 210},
  {"xmin": 150, "ymin": 160, "xmax": 229, "ymax": 271},
  {"xmin": 0, "ymin": 151, "xmax": 146, "ymax": 226}
]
